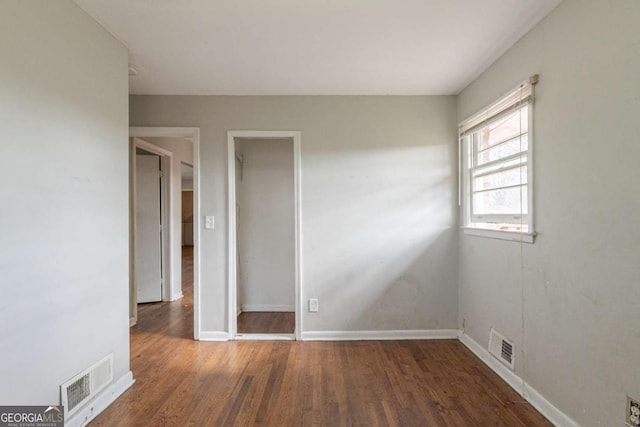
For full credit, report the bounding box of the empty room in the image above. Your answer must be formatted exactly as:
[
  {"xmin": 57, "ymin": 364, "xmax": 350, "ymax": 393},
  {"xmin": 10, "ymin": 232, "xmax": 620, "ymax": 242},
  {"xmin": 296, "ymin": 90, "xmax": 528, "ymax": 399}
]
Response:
[{"xmin": 1, "ymin": 1, "xmax": 638, "ymax": 426}]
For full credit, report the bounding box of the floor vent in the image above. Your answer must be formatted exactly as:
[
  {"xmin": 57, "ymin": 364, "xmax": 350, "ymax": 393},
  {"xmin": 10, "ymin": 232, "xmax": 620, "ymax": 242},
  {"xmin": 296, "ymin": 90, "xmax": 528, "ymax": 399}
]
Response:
[
  {"xmin": 489, "ymin": 328, "xmax": 515, "ymax": 370},
  {"xmin": 61, "ymin": 353, "xmax": 113, "ymax": 417}
]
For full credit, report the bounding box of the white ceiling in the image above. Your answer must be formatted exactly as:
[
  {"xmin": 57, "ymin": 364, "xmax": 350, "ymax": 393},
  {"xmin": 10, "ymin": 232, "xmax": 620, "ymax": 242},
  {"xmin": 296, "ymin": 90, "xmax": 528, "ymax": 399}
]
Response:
[{"xmin": 74, "ymin": 0, "xmax": 561, "ymax": 95}]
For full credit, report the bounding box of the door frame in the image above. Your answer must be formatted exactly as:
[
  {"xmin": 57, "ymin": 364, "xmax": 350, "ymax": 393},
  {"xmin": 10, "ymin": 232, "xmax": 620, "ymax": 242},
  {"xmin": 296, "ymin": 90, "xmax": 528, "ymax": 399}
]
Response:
[
  {"xmin": 227, "ymin": 130, "xmax": 302, "ymax": 340},
  {"xmin": 129, "ymin": 127, "xmax": 202, "ymax": 340},
  {"xmin": 132, "ymin": 137, "xmax": 172, "ymax": 314}
]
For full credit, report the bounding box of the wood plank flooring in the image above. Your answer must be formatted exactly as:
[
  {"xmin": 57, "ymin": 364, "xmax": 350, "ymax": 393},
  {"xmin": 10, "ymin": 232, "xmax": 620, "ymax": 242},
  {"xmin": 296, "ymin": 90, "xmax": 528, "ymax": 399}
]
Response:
[
  {"xmin": 237, "ymin": 312, "xmax": 295, "ymax": 334},
  {"xmin": 90, "ymin": 246, "xmax": 552, "ymax": 426}
]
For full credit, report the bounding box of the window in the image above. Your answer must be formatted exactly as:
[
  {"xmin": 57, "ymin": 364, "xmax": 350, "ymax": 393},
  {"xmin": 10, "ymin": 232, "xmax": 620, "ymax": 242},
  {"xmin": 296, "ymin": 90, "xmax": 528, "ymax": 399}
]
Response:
[{"xmin": 459, "ymin": 77, "xmax": 537, "ymax": 243}]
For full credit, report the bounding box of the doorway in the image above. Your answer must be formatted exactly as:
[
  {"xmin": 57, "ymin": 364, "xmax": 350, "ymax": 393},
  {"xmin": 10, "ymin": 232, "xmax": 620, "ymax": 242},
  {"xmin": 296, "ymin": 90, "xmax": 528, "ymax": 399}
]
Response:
[
  {"xmin": 129, "ymin": 127, "xmax": 202, "ymax": 339},
  {"xmin": 134, "ymin": 145, "xmax": 165, "ymax": 304},
  {"xmin": 227, "ymin": 131, "xmax": 302, "ymax": 340}
]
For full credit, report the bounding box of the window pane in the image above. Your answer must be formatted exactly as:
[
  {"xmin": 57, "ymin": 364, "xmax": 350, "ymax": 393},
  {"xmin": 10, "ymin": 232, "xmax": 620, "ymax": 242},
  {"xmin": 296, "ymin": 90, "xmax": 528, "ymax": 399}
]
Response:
[
  {"xmin": 477, "ymin": 105, "xmax": 528, "ymax": 151},
  {"xmin": 476, "ymin": 134, "xmax": 528, "ymax": 166},
  {"xmin": 474, "ymin": 166, "xmax": 527, "ymax": 192},
  {"xmin": 473, "ymin": 185, "xmax": 528, "ymax": 215},
  {"xmin": 472, "ymin": 154, "xmax": 526, "ymax": 177}
]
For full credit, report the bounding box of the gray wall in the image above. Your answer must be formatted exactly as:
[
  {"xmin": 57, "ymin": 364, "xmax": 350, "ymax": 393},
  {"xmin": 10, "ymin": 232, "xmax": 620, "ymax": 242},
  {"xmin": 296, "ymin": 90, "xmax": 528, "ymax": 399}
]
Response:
[
  {"xmin": 0, "ymin": 0, "xmax": 129, "ymax": 404},
  {"xmin": 236, "ymin": 138, "xmax": 295, "ymax": 311},
  {"xmin": 457, "ymin": 0, "xmax": 640, "ymax": 425},
  {"xmin": 130, "ymin": 96, "xmax": 459, "ymax": 333}
]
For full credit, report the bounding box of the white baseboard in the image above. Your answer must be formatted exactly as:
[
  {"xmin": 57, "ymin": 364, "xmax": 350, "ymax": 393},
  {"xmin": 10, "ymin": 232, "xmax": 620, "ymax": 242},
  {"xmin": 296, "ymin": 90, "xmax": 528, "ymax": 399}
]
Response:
[
  {"xmin": 169, "ymin": 291, "xmax": 183, "ymax": 301},
  {"xmin": 459, "ymin": 332, "xmax": 523, "ymax": 391},
  {"xmin": 65, "ymin": 371, "xmax": 134, "ymax": 427},
  {"xmin": 522, "ymin": 382, "xmax": 579, "ymax": 427},
  {"xmin": 199, "ymin": 331, "xmax": 230, "ymax": 341},
  {"xmin": 235, "ymin": 333, "xmax": 295, "ymax": 341},
  {"xmin": 240, "ymin": 304, "xmax": 295, "ymax": 312},
  {"xmin": 302, "ymin": 329, "xmax": 459, "ymax": 341},
  {"xmin": 458, "ymin": 333, "xmax": 578, "ymax": 427}
]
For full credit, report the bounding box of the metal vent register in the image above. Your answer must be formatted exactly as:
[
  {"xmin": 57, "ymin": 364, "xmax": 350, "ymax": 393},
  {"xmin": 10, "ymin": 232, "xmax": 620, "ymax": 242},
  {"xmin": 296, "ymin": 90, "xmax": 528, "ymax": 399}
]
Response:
[
  {"xmin": 489, "ymin": 328, "xmax": 515, "ymax": 370},
  {"xmin": 66, "ymin": 374, "xmax": 91, "ymax": 411},
  {"xmin": 61, "ymin": 353, "xmax": 113, "ymax": 417}
]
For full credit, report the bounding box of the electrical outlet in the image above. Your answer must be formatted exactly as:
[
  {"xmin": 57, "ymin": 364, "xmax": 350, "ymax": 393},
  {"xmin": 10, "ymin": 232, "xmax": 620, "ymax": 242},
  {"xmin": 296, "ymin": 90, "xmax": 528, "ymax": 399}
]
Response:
[
  {"xmin": 205, "ymin": 215, "xmax": 215, "ymax": 229},
  {"xmin": 309, "ymin": 298, "xmax": 318, "ymax": 313},
  {"xmin": 628, "ymin": 396, "xmax": 640, "ymax": 427}
]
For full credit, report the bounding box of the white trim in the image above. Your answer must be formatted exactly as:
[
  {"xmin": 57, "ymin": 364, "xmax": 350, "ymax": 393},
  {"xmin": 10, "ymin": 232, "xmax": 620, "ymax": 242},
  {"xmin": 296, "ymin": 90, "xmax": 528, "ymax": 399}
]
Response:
[
  {"xmin": 227, "ymin": 136, "xmax": 236, "ymax": 338},
  {"xmin": 170, "ymin": 291, "xmax": 184, "ymax": 301},
  {"xmin": 130, "ymin": 127, "xmax": 200, "ymax": 139},
  {"xmin": 128, "ymin": 139, "xmax": 137, "ymax": 327},
  {"xmin": 528, "ymin": 93, "xmax": 535, "ymax": 235},
  {"xmin": 302, "ymin": 329, "xmax": 460, "ymax": 341},
  {"xmin": 199, "ymin": 331, "xmax": 231, "ymax": 341},
  {"xmin": 227, "ymin": 131, "xmax": 303, "ymax": 341},
  {"xmin": 240, "ymin": 304, "xmax": 295, "ymax": 312},
  {"xmin": 130, "ymin": 127, "xmax": 202, "ymax": 340},
  {"xmin": 462, "ymin": 227, "xmax": 536, "ymax": 243},
  {"xmin": 459, "ymin": 333, "xmax": 524, "ymax": 396},
  {"xmin": 134, "ymin": 137, "xmax": 173, "ymax": 157},
  {"xmin": 65, "ymin": 371, "xmax": 134, "ymax": 427},
  {"xmin": 235, "ymin": 333, "xmax": 295, "ymax": 341},
  {"xmin": 523, "ymin": 384, "xmax": 579, "ymax": 427},
  {"xmin": 459, "ymin": 333, "xmax": 578, "ymax": 427}
]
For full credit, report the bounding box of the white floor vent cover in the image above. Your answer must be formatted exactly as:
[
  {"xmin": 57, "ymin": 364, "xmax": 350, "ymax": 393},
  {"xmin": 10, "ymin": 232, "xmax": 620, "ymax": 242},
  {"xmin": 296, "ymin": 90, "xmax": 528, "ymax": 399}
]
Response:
[
  {"xmin": 489, "ymin": 328, "xmax": 515, "ymax": 370},
  {"xmin": 61, "ymin": 353, "xmax": 113, "ymax": 417}
]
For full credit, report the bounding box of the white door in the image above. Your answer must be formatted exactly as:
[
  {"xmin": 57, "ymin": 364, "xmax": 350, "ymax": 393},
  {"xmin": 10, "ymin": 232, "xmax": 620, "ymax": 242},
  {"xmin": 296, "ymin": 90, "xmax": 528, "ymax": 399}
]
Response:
[{"xmin": 136, "ymin": 154, "xmax": 163, "ymax": 303}]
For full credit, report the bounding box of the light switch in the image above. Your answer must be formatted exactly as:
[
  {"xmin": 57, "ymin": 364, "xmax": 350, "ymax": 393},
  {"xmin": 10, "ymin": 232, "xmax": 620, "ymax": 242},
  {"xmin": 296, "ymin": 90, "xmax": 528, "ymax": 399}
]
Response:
[{"xmin": 205, "ymin": 216, "xmax": 215, "ymax": 229}]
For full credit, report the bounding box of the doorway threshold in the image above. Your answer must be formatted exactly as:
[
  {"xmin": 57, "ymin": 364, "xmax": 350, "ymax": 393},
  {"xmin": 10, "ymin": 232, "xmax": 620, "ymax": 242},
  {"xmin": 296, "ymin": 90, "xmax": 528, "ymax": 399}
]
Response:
[{"xmin": 235, "ymin": 333, "xmax": 295, "ymax": 341}]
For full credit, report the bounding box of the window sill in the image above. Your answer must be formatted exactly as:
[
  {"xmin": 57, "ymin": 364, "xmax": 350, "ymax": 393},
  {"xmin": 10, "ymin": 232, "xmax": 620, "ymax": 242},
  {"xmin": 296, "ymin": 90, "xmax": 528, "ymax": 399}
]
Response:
[{"xmin": 461, "ymin": 227, "xmax": 536, "ymax": 244}]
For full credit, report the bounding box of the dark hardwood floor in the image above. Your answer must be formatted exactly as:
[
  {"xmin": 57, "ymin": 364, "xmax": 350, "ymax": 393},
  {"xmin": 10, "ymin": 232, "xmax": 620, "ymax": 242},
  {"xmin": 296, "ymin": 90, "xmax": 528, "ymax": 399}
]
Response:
[
  {"xmin": 237, "ymin": 312, "xmax": 295, "ymax": 334},
  {"xmin": 90, "ymin": 246, "xmax": 551, "ymax": 426}
]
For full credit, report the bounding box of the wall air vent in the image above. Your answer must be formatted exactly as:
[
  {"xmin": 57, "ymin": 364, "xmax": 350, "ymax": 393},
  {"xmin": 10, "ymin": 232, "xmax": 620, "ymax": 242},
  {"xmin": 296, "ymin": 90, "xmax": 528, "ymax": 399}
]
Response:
[
  {"xmin": 61, "ymin": 353, "xmax": 113, "ymax": 417},
  {"xmin": 488, "ymin": 328, "xmax": 515, "ymax": 370}
]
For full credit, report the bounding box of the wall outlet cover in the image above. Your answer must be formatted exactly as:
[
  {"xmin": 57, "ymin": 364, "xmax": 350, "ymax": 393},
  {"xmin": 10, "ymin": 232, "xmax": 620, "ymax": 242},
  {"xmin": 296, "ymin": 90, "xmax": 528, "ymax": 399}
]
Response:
[
  {"xmin": 309, "ymin": 298, "xmax": 318, "ymax": 312},
  {"xmin": 628, "ymin": 396, "xmax": 640, "ymax": 427},
  {"xmin": 205, "ymin": 215, "xmax": 215, "ymax": 229}
]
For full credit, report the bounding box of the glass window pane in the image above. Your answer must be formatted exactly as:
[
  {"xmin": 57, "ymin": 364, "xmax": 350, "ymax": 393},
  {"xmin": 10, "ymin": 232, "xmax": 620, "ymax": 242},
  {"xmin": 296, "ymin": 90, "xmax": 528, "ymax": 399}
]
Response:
[
  {"xmin": 473, "ymin": 185, "xmax": 528, "ymax": 215},
  {"xmin": 474, "ymin": 166, "xmax": 527, "ymax": 191},
  {"xmin": 472, "ymin": 154, "xmax": 526, "ymax": 177},
  {"xmin": 476, "ymin": 134, "xmax": 528, "ymax": 166},
  {"xmin": 477, "ymin": 105, "xmax": 528, "ymax": 151}
]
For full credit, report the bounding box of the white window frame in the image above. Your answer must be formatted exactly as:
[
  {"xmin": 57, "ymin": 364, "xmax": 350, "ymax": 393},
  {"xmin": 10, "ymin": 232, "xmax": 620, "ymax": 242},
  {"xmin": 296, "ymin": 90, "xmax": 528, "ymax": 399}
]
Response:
[{"xmin": 459, "ymin": 77, "xmax": 537, "ymax": 244}]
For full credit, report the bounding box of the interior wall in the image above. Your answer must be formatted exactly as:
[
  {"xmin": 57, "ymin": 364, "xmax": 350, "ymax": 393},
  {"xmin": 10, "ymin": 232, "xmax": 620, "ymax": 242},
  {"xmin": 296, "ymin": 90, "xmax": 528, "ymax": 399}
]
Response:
[
  {"xmin": 456, "ymin": 0, "xmax": 640, "ymax": 425},
  {"xmin": 182, "ymin": 164, "xmax": 194, "ymax": 190},
  {"xmin": 139, "ymin": 137, "xmax": 193, "ymax": 300},
  {"xmin": 236, "ymin": 138, "xmax": 295, "ymax": 312},
  {"xmin": 0, "ymin": 0, "xmax": 130, "ymax": 405},
  {"xmin": 130, "ymin": 95, "xmax": 458, "ymax": 334}
]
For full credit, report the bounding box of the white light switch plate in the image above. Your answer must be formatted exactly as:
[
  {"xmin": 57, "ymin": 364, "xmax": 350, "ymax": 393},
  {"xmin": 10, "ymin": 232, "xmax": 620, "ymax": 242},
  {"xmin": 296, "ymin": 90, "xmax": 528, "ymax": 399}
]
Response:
[{"xmin": 205, "ymin": 216, "xmax": 215, "ymax": 229}]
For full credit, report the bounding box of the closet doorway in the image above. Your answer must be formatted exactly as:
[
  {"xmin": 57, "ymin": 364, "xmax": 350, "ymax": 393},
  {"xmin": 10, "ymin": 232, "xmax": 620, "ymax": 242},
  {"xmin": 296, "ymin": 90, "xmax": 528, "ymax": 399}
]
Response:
[{"xmin": 227, "ymin": 131, "xmax": 302, "ymax": 340}]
